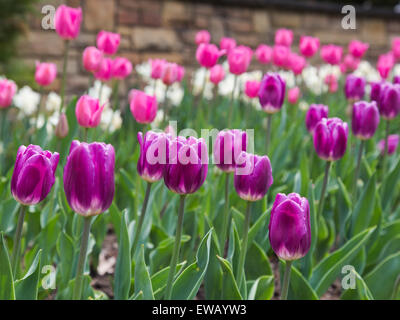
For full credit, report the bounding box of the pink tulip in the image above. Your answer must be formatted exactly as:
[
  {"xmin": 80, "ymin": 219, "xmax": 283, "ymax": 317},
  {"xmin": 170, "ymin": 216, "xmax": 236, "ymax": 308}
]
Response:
[
  {"xmin": 75, "ymin": 95, "xmax": 104, "ymax": 128},
  {"xmin": 299, "ymin": 36, "xmax": 320, "ymax": 58},
  {"xmin": 255, "ymin": 44, "xmax": 272, "ymax": 64},
  {"xmin": 176, "ymin": 65, "xmax": 185, "ymax": 82},
  {"xmin": 377, "ymin": 53, "xmax": 394, "ymax": 79},
  {"xmin": 228, "ymin": 45, "xmax": 252, "ymax": 75},
  {"xmin": 341, "ymin": 54, "xmax": 360, "ymax": 73},
  {"xmin": 149, "ymin": 58, "xmax": 166, "ymax": 79},
  {"xmin": 348, "ymin": 40, "xmax": 369, "ymax": 59},
  {"xmin": 209, "ymin": 64, "xmax": 225, "ymax": 84},
  {"xmin": 94, "ymin": 57, "xmax": 113, "ymax": 81},
  {"xmin": 244, "ymin": 80, "xmax": 260, "ymax": 99},
  {"xmin": 378, "ymin": 134, "xmax": 399, "ymax": 155},
  {"xmin": 392, "ymin": 37, "xmax": 400, "ymax": 61},
  {"xmin": 82, "ymin": 46, "xmax": 103, "ymax": 73},
  {"xmin": 195, "ymin": 30, "xmax": 211, "ymax": 45},
  {"xmin": 55, "ymin": 5, "xmax": 82, "ymax": 40},
  {"xmin": 96, "ymin": 31, "xmax": 121, "ymax": 55},
  {"xmin": 288, "ymin": 53, "xmax": 306, "ymax": 75},
  {"xmin": 35, "ymin": 62, "xmax": 57, "ymax": 87},
  {"xmin": 111, "ymin": 57, "xmax": 132, "ymax": 79},
  {"xmin": 272, "ymin": 45, "xmax": 290, "ymax": 68},
  {"xmin": 196, "ymin": 43, "xmax": 222, "ymax": 69},
  {"xmin": 275, "ymin": 28, "xmax": 293, "ymax": 47},
  {"xmin": 161, "ymin": 62, "xmax": 179, "ymax": 85},
  {"xmin": 287, "ymin": 87, "xmax": 300, "ymax": 104},
  {"xmin": 0, "ymin": 79, "xmax": 17, "ymax": 108},
  {"xmin": 321, "ymin": 45, "xmax": 343, "ymax": 65},
  {"xmin": 129, "ymin": 90, "xmax": 158, "ymax": 124},
  {"xmin": 220, "ymin": 37, "xmax": 236, "ymax": 53},
  {"xmin": 324, "ymin": 74, "xmax": 338, "ymax": 93}
]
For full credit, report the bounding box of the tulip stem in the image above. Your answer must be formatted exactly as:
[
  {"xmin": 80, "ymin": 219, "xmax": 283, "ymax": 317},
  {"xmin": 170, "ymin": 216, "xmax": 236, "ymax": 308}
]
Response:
[
  {"xmin": 60, "ymin": 40, "xmax": 70, "ymax": 114},
  {"xmin": 34, "ymin": 87, "xmax": 44, "ymax": 133},
  {"xmin": 228, "ymin": 75, "xmax": 237, "ymax": 127},
  {"xmin": 265, "ymin": 114, "xmax": 273, "ymax": 154},
  {"xmin": 236, "ymin": 201, "xmax": 252, "ymax": 291},
  {"xmin": 280, "ymin": 260, "xmax": 292, "ymax": 300},
  {"xmin": 219, "ymin": 173, "xmax": 231, "ymax": 256},
  {"xmin": 162, "ymin": 85, "xmax": 170, "ymax": 123},
  {"xmin": 11, "ymin": 205, "xmax": 27, "ymax": 277},
  {"xmin": 317, "ymin": 161, "xmax": 331, "ymax": 218},
  {"xmin": 352, "ymin": 140, "xmax": 365, "ymax": 203},
  {"xmin": 73, "ymin": 216, "xmax": 92, "ymax": 300},
  {"xmin": 131, "ymin": 182, "xmax": 152, "ymax": 257},
  {"xmin": 382, "ymin": 119, "xmax": 390, "ymax": 181},
  {"xmin": 164, "ymin": 194, "xmax": 186, "ymax": 300}
]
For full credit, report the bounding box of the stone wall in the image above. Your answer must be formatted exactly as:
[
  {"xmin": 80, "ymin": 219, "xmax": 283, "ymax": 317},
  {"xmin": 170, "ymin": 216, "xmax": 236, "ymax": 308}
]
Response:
[{"xmin": 19, "ymin": 0, "xmax": 400, "ymax": 96}]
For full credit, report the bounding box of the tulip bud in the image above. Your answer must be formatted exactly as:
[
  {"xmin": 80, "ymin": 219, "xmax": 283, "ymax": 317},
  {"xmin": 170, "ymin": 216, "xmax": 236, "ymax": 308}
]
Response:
[
  {"xmin": 258, "ymin": 73, "xmax": 286, "ymax": 114},
  {"xmin": 111, "ymin": 57, "xmax": 132, "ymax": 79},
  {"xmin": 392, "ymin": 37, "xmax": 400, "ymax": 60},
  {"xmin": 370, "ymin": 81, "xmax": 383, "ymax": 102},
  {"xmin": 63, "ymin": 140, "xmax": 115, "ymax": 216},
  {"xmin": 341, "ymin": 54, "xmax": 360, "ymax": 73},
  {"xmin": 220, "ymin": 37, "xmax": 236, "ymax": 54},
  {"xmin": 129, "ymin": 90, "xmax": 158, "ymax": 124},
  {"xmin": 255, "ymin": 44, "xmax": 272, "ymax": 64},
  {"xmin": 288, "ymin": 53, "xmax": 306, "ymax": 75},
  {"xmin": 313, "ymin": 117, "xmax": 348, "ymax": 161},
  {"xmin": 348, "ymin": 40, "xmax": 369, "ymax": 59},
  {"xmin": 320, "ymin": 44, "xmax": 342, "ymax": 65},
  {"xmin": 324, "ymin": 74, "xmax": 338, "ymax": 93},
  {"xmin": 55, "ymin": 112, "xmax": 69, "ymax": 138},
  {"xmin": 195, "ymin": 30, "xmax": 210, "ymax": 45},
  {"xmin": 0, "ymin": 78, "xmax": 17, "ymax": 108},
  {"xmin": 228, "ymin": 46, "xmax": 252, "ymax": 75},
  {"xmin": 377, "ymin": 53, "xmax": 394, "ymax": 79},
  {"xmin": 55, "ymin": 5, "xmax": 82, "ymax": 40},
  {"xmin": 274, "ymin": 28, "xmax": 293, "ymax": 47},
  {"xmin": 164, "ymin": 136, "xmax": 208, "ymax": 194},
  {"xmin": 299, "ymin": 36, "xmax": 320, "ymax": 58},
  {"xmin": 344, "ymin": 75, "xmax": 366, "ymax": 100},
  {"xmin": 82, "ymin": 46, "xmax": 103, "ymax": 73},
  {"xmin": 176, "ymin": 65, "xmax": 185, "ymax": 82},
  {"xmin": 209, "ymin": 64, "xmax": 225, "ymax": 85},
  {"xmin": 161, "ymin": 62, "xmax": 179, "ymax": 86},
  {"xmin": 75, "ymin": 95, "xmax": 104, "ymax": 128},
  {"xmin": 378, "ymin": 134, "xmax": 399, "ymax": 155},
  {"xmin": 150, "ymin": 58, "xmax": 166, "ymax": 80},
  {"xmin": 137, "ymin": 131, "xmax": 171, "ymax": 183},
  {"xmin": 305, "ymin": 104, "xmax": 329, "ymax": 134},
  {"xmin": 96, "ymin": 30, "xmax": 121, "ymax": 55},
  {"xmin": 213, "ymin": 130, "xmax": 247, "ymax": 173},
  {"xmin": 11, "ymin": 145, "xmax": 59, "ymax": 205},
  {"xmin": 94, "ymin": 57, "xmax": 113, "ymax": 82},
  {"xmin": 196, "ymin": 43, "xmax": 222, "ymax": 69},
  {"xmin": 272, "ymin": 45, "xmax": 290, "ymax": 68},
  {"xmin": 269, "ymin": 193, "xmax": 311, "ymax": 261},
  {"xmin": 35, "ymin": 62, "xmax": 57, "ymax": 87},
  {"xmin": 378, "ymin": 83, "xmax": 400, "ymax": 120},
  {"xmin": 287, "ymin": 87, "xmax": 300, "ymax": 104},
  {"xmin": 244, "ymin": 80, "xmax": 261, "ymax": 99},
  {"xmin": 234, "ymin": 152, "xmax": 273, "ymax": 202},
  {"xmin": 352, "ymin": 101, "xmax": 380, "ymax": 140}
]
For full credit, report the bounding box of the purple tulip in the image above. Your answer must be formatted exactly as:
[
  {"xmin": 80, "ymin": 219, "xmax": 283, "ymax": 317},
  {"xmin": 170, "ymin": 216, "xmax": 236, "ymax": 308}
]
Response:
[
  {"xmin": 234, "ymin": 152, "xmax": 273, "ymax": 201},
  {"xmin": 11, "ymin": 145, "xmax": 59, "ymax": 205},
  {"xmin": 269, "ymin": 193, "xmax": 311, "ymax": 261},
  {"xmin": 393, "ymin": 75, "xmax": 400, "ymax": 85},
  {"xmin": 344, "ymin": 75, "xmax": 366, "ymax": 100},
  {"xmin": 164, "ymin": 136, "xmax": 208, "ymax": 194},
  {"xmin": 63, "ymin": 141, "xmax": 115, "ymax": 216},
  {"xmin": 378, "ymin": 83, "xmax": 400, "ymax": 120},
  {"xmin": 305, "ymin": 104, "xmax": 329, "ymax": 134},
  {"xmin": 370, "ymin": 81, "xmax": 383, "ymax": 103},
  {"xmin": 352, "ymin": 101, "xmax": 380, "ymax": 140},
  {"xmin": 313, "ymin": 117, "xmax": 348, "ymax": 161},
  {"xmin": 258, "ymin": 73, "xmax": 286, "ymax": 114},
  {"xmin": 213, "ymin": 130, "xmax": 247, "ymax": 173},
  {"xmin": 137, "ymin": 131, "xmax": 171, "ymax": 183}
]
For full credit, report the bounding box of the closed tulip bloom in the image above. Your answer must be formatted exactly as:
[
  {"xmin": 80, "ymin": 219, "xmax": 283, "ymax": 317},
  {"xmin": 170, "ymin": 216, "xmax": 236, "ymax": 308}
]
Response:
[
  {"xmin": 220, "ymin": 37, "xmax": 236, "ymax": 53},
  {"xmin": 82, "ymin": 46, "xmax": 103, "ymax": 73},
  {"xmin": 288, "ymin": 87, "xmax": 300, "ymax": 104},
  {"xmin": 370, "ymin": 81, "xmax": 383, "ymax": 102},
  {"xmin": 344, "ymin": 75, "xmax": 366, "ymax": 100},
  {"xmin": 55, "ymin": 112, "xmax": 69, "ymax": 138},
  {"xmin": 321, "ymin": 45, "xmax": 342, "ymax": 65},
  {"xmin": 129, "ymin": 90, "xmax": 158, "ymax": 124},
  {"xmin": 377, "ymin": 53, "xmax": 394, "ymax": 79},
  {"xmin": 176, "ymin": 65, "xmax": 185, "ymax": 82},
  {"xmin": 164, "ymin": 136, "xmax": 208, "ymax": 194},
  {"xmin": 305, "ymin": 104, "xmax": 329, "ymax": 133},
  {"xmin": 352, "ymin": 101, "xmax": 380, "ymax": 140},
  {"xmin": 378, "ymin": 83, "xmax": 400, "ymax": 119},
  {"xmin": 378, "ymin": 134, "xmax": 399, "ymax": 155},
  {"xmin": 209, "ymin": 64, "xmax": 225, "ymax": 84},
  {"xmin": 213, "ymin": 130, "xmax": 247, "ymax": 173},
  {"xmin": 272, "ymin": 45, "xmax": 290, "ymax": 68},
  {"xmin": 269, "ymin": 193, "xmax": 311, "ymax": 261},
  {"xmin": 55, "ymin": 5, "xmax": 82, "ymax": 40},
  {"xmin": 258, "ymin": 73, "xmax": 286, "ymax": 114},
  {"xmin": 299, "ymin": 36, "xmax": 320, "ymax": 58},
  {"xmin": 35, "ymin": 62, "xmax": 57, "ymax": 86},
  {"xmin": 137, "ymin": 131, "xmax": 171, "ymax": 183},
  {"xmin": 228, "ymin": 45, "xmax": 252, "ymax": 75},
  {"xmin": 314, "ymin": 117, "xmax": 348, "ymax": 161},
  {"xmin": 63, "ymin": 141, "xmax": 115, "ymax": 216},
  {"xmin": 149, "ymin": 58, "xmax": 166, "ymax": 79},
  {"xmin": 94, "ymin": 57, "xmax": 113, "ymax": 81},
  {"xmin": 196, "ymin": 43, "xmax": 222, "ymax": 69},
  {"xmin": 275, "ymin": 28, "xmax": 293, "ymax": 47},
  {"xmin": 348, "ymin": 40, "xmax": 369, "ymax": 59},
  {"xmin": 96, "ymin": 30, "xmax": 120, "ymax": 55},
  {"xmin": 341, "ymin": 54, "xmax": 360, "ymax": 73},
  {"xmin": 244, "ymin": 80, "xmax": 261, "ymax": 99},
  {"xmin": 0, "ymin": 79, "xmax": 17, "ymax": 108},
  {"xmin": 11, "ymin": 145, "xmax": 59, "ymax": 205},
  {"xmin": 288, "ymin": 53, "xmax": 306, "ymax": 75},
  {"xmin": 255, "ymin": 45, "xmax": 272, "ymax": 64},
  {"xmin": 75, "ymin": 95, "xmax": 104, "ymax": 128},
  {"xmin": 324, "ymin": 74, "xmax": 338, "ymax": 93},
  {"xmin": 111, "ymin": 57, "xmax": 132, "ymax": 79},
  {"xmin": 391, "ymin": 37, "xmax": 400, "ymax": 60},
  {"xmin": 195, "ymin": 30, "xmax": 211, "ymax": 45},
  {"xmin": 234, "ymin": 152, "xmax": 273, "ymax": 202},
  {"xmin": 161, "ymin": 62, "xmax": 179, "ymax": 85}
]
